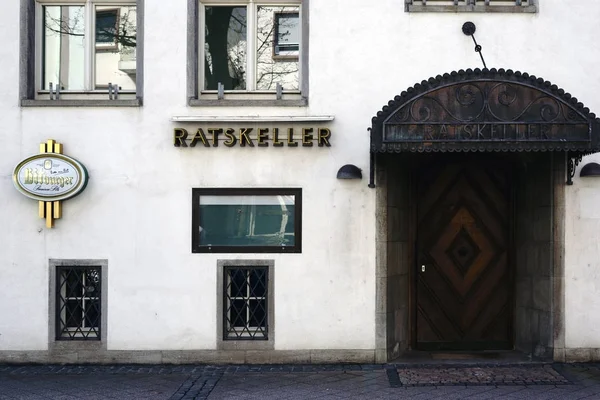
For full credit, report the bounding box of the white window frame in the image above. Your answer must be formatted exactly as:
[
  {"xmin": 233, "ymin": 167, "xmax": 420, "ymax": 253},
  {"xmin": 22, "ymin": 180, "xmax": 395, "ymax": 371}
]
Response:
[
  {"xmin": 406, "ymin": 0, "xmax": 537, "ymax": 12},
  {"xmin": 32, "ymin": 0, "xmax": 139, "ymax": 101},
  {"xmin": 193, "ymin": 0, "xmax": 307, "ymax": 105}
]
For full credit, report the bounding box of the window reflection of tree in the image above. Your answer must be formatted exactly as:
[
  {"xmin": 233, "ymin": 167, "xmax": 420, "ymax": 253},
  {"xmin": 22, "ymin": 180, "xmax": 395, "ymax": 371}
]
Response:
[
  {"xmin": 43, "ymin": 7, "xmax": 137, "ymax": 48},
  {"xmin": 205, "ymin": 6, "xmax": 246, "ymax": 90},
  {"xmin": 256, "ymin": 8, "xmax": 299, "ymax": 90},
  {"xmin": 204, "ymin": 6, "xmax": 299, "ymax": 91}
]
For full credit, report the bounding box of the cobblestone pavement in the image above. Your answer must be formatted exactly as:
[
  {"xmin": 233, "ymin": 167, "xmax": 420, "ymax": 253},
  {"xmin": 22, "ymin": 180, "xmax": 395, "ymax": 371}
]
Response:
[{"xmin": 0, "ymin": 363, "xmax": 600, "ymax": 399}]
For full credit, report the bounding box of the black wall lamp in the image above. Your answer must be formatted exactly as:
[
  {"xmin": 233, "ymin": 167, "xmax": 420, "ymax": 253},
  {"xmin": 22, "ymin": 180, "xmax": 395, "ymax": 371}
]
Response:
[
  {"xmin": 337, "ymin": 164, "xmax": 362, "ymax": 180},
  {"xmin": 580, "ymin": 162, "xmax": 600, "ymax": 178}
]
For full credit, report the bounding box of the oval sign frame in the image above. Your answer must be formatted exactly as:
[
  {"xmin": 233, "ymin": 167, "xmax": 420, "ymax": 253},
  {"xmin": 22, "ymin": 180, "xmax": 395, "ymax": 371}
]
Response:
[{"xmin": 13, "ymin": 153, "xmax": 89, "ymax": 201}]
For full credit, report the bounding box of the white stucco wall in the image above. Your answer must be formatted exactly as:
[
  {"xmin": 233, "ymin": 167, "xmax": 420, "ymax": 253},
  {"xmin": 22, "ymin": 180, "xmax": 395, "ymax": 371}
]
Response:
[
  {"xmin": 1, "ymin": 0, "xmax": 600, "ymax": 355},
  {"xmin": 565, "ymin": 152, "xmax": 600, "ymax": 350}
]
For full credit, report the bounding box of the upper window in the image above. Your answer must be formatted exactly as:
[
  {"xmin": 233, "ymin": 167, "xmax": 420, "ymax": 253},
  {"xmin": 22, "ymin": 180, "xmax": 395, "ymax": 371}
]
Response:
[
  {"xmin": 20, "ymin": 0, "xmax": 143, "ymax": 106},
  {"xmin": 192, "ymin": 188, "xmax": 302, "ymax": 253},
  {"xmin": 406, "ymin": 0, "xmax": 537, "ymax": 12},
  {"xmin": 190, "ymin": 0, "xmax": 307, "ymax": 106}
]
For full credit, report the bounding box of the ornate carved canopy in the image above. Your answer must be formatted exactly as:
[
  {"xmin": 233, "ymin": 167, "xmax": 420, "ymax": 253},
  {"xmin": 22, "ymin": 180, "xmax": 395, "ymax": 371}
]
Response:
[{"xmin": 370, "ymin": 68, "xmax": 600, "ymax": 154}]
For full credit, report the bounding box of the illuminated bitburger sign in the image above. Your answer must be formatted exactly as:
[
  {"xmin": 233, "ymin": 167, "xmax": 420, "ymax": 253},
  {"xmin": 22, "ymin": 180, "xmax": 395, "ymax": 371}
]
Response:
[
  {"xmin": 12, "ymin": 140, "xmax": 88, "ymax": 228},
  {"xmin": 13, "ymin": 153, "xmax": 88, "ymax": 202}
]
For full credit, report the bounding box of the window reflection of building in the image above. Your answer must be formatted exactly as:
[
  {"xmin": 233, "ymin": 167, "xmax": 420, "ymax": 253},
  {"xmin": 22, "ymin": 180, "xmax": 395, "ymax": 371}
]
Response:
[
  {"xmin": 203, "ymin": 3, "xmax": 300, "ymax": 92},
  {"xmin": 94, "ymin": 5, "xmax": 137, "ymax": 91},
  {"xmin": 199, "ymin": 195, "xmax": 296, "ymax": 247},
  {"xmin": 41, "ymin": 4, "xmax": 137, "ymax": 92},
  {"xmin": 42, "ymin": 5, "xmax": 85, "ymax": 90},
  {"xmin": 273, "ymin": 12, "xmax": 299, "ymax": 57}
]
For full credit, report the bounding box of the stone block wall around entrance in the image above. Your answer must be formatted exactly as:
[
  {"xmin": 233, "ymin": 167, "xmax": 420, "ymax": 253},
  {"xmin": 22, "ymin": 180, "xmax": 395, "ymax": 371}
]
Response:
[
  {"xmin": 375, "ymin": 156, "xmax": 411, "ymax": 362},
  {"xmin": 514, "ymin": 153, "xmax": 556, "ymax": 359},
  {"xmin": 375, "ymin": 152, "xmax": 564, "ymax": 362}
]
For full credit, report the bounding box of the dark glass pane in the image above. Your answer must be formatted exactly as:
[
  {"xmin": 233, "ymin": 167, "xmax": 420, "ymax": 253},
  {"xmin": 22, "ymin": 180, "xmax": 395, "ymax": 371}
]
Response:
[
  {"xmin": 204, "ymin": 6, "xmax": 246, "ymax": 90},
  {"xmin": 65, "ymin": 270, "xmax": 83, "ymax": 298},
  {"xmin": 249, "ymin": 299, "xmax": 266, "ymax": 328},
  {"xmin": 66, "ymin": 300, "xmax": 82, "ymax": 327},
  {"xmin": 228, "ymin": 269, "xmax": 247, "ymax": 298},
  {"xmin": 255, "ymin": 206, "xmax": 285, "ymax": 234},
  {"xmin": 96, "ymin": 10, "xmax": 117, "ymax": 43},
  {"xmin": 249, "ymin": 270, "xmax": 266, "ymax": 298},
  {"xmin": 230, "ymin": 299, "xmax": 247, "ymax": 327},
  {"xmin": 85, "ymin": 300, "xmax": 100, "ymax": 328}
]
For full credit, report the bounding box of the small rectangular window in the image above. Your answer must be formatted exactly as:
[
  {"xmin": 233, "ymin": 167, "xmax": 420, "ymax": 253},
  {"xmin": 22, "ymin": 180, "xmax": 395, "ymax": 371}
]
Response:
[
  {"xmin": 56, "ymin": 266, "xmax": 101, "ymax": 340},
  {"xmin": 192, "ymin": 188, "xmax": 302, "ymax": 253},
  {"xmin": 95, "ymin": 9, "xmax": 118, "ymax": 46},
  {"xmin": 223, "ymin": 265, "xmax": 269, "ymax": 340},
  {"xmin": 273, "ymin": 11, "xmax": 299, "ymax": 57}
]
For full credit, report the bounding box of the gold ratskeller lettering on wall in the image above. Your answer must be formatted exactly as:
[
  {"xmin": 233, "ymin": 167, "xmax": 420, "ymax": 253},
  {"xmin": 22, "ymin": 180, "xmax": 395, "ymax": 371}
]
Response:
[{"xmin": 173, "ymin": 127, "xmax": 332, "ymax": 148}]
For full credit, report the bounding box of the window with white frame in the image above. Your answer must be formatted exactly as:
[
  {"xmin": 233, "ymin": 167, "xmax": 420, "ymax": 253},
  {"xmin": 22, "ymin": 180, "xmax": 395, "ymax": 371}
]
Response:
[
  {"xmin": 21, "ymin": 0, "xmax": 141, "ymax": 104},
  {"xmin": 196, "ymin": 0, "xmax": 305, "ymax": 103},
  {"xmin": 406, "ymin": 0, "xmax": 537, "ymax": 12}
]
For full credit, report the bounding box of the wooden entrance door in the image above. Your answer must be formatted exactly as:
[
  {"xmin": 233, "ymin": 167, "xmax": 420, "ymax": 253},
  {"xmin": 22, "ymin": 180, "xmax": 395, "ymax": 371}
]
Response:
[{"xmin": 416, "ymin": 160, "xmax": 512, "ymax": 350}]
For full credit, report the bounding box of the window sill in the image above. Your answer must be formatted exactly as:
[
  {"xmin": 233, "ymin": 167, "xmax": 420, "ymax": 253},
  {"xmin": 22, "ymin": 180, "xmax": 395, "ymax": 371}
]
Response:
[
  {"xmin": 407, "ymin": 5, "xmax": 536, "ymax": 12},
  {"xmin": 189, "ymin": 98, "xmax": 307, "ymax": 107},
  {"xmin": 21, "ymin": 99, "xmax": 142, "ymax": 107},
  {"xmin": 193, "ymin": 246, "xmax": 301, "ymax": 254},
  {"xmin": 218, "ymin": 338, "xmax": 274, "ymax": 351},
  {"xmin": 50, "ymin": 340, "xmax": 105, "ymax": 352}
]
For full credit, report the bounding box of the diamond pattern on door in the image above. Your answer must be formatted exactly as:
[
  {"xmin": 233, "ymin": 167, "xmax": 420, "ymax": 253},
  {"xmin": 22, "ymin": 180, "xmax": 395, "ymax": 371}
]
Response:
[
  {"xmin": 416, "ymin": 161, "xmax": 512, "ymax": 350},
  {"xmin": 446, "ymin": 227, "xmax": 481, "ymax": 277},
  {"xmin": 431, "ymin": 206, "xmax": 495, "ymax": 297}
]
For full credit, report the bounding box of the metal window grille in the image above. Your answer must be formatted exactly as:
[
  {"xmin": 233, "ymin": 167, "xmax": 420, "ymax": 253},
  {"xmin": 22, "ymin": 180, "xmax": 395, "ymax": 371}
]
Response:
[
  {"xmin": 407, "ymin": 0, "xmax": 528, "ymax": 5},
  {"xmin": 56, "ymin": 266, "xmax": 101, "ymax": 340},
  {"xmin": 223, "ymin": 266, "xmax": 268, "ymax": 340}
]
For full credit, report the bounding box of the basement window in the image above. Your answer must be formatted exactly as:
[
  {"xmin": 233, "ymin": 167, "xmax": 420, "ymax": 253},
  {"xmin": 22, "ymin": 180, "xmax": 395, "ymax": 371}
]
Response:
[
  {"xmin": 217, "ymin": 259, "xmax": 275, "ymax": 350},
  {"xmin": 56, "ymin": 266, "xmax": 102, "ymax": 340}
]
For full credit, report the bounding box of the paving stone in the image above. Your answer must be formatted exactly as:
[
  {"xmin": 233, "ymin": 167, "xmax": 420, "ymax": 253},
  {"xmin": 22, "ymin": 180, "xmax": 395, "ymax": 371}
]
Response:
[{"xmin": 0, "ymin": 363, "xmax": 598, "ymax": 399}]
